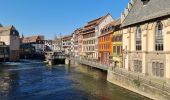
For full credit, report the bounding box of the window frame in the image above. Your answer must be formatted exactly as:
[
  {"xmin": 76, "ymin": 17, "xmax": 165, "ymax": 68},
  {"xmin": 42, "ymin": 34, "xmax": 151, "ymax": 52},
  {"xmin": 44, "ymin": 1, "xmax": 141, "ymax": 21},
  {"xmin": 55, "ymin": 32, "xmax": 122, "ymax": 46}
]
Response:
[
  {"xmin": 155, "ymin": 21, "xmax": 164, "ymax": 51},
  {"xmin": 135, "ymin": 26, "xmax": 142, "ymax": 51}
]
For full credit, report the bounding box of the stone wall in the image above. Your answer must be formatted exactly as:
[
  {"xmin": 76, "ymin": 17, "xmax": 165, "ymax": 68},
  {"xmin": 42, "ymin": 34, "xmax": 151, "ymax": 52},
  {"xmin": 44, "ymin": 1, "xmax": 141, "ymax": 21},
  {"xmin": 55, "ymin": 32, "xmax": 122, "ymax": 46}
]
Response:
[{"xmin": 107, "ymin": 70, "xmax": 170, "ymax": 100}]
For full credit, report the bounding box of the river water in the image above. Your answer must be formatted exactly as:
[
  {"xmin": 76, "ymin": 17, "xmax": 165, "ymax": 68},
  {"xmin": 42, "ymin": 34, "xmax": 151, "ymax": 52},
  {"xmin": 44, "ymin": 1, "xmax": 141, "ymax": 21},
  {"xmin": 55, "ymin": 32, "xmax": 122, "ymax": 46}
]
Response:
[{"xmin": 0, "ymin": 60, "xmax": 150, "ymax": 100}]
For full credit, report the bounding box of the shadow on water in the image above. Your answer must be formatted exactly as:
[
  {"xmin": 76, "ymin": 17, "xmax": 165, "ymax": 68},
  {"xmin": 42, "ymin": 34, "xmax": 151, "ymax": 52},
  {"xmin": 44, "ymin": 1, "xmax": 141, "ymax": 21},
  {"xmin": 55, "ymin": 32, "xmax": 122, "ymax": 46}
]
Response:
[{"xmin": 0, "ymin": 60, "xmax": 151, "ymax": 100}]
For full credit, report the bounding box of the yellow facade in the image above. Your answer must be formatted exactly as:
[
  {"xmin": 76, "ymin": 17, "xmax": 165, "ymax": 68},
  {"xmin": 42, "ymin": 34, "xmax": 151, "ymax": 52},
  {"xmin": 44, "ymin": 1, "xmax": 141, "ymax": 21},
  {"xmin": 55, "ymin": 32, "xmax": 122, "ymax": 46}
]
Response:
[{"xmin": 111, "ymin": 29, "xmax": 122, "ymax": 68}]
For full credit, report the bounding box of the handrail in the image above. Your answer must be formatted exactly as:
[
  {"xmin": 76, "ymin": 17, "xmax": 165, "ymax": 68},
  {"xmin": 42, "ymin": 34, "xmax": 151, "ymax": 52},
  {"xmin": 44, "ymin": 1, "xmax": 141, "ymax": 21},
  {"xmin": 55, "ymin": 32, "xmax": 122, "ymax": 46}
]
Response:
[{"xmin": 69, "ymin": 57, "xmax": 109, "ymax": 71}]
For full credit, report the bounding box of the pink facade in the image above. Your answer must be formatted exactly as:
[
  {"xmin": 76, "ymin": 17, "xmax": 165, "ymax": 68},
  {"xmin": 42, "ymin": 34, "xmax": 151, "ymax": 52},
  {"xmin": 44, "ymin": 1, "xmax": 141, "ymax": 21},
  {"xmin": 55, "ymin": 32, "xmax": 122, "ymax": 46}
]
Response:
[{"xmin": 78, "ymin": 29, "xmax": 83, "ymax": 57}]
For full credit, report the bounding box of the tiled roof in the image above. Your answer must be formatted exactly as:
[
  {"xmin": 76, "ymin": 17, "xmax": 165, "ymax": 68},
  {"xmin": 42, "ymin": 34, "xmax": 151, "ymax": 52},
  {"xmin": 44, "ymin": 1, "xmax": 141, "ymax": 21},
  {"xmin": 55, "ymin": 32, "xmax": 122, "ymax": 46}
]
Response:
[
  {"xmin": 22, "ymin": 36, "xmax": 44, "ymax": 43},
  {"xmin": 0, "ymin": 26, "xmax": 13, "ymax": 31},
  {"xmin": 62, "ymin": 35, "xmax": 72, "ymax": 40},
  {"xmin": 122, "ymin": 0, "xmax": 170, "ymax": 27},
  {"xmin": 103, "ymin": 19, "xmax": 120, "ymax": 29},
  {"xmin": 99, "ymin": 19, "xmax": 121, "ymax": 37},
  {"xmin": 0, "ymin": 26, "xmax": 19, "ymax": 36},
  {"xmin": 84, "ymin": 13, "xmax": 111, "ymax": 28}
]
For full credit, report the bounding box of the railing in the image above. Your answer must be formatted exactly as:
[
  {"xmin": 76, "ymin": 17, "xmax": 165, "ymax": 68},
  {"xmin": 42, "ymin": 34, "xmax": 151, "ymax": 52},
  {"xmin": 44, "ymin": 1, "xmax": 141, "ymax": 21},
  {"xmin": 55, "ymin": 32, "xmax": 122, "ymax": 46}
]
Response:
[
  {"xmin": 69, "ymin": 57, "xmax": 109, "ymax": 71},
  {"xmin": 112, "ymin": 68, "xmax": 170, "ymax": 93},
  {"xmin": 46, "ymin": 55, "xmax": 66, "ymax": 60}
]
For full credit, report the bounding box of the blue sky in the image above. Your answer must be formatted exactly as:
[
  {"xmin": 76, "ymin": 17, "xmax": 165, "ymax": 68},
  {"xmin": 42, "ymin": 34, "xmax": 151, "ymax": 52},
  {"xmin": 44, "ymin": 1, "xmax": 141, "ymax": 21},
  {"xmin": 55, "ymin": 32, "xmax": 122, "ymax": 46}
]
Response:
[{"xmin": 0, "ymin": 0, "xmax": 129, "ymax": 39}]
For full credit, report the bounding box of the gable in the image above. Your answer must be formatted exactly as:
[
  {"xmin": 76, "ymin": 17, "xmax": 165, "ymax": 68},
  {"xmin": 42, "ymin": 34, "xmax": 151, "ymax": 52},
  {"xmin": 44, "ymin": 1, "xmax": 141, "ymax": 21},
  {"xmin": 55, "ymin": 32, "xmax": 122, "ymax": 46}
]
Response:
[
  {"xmin": 122, "ymin": 0, "xmax": 170, "ymax": 27},
  {"xmin": 98, "ymin": 14, "xmax": 114, "ymax": 36}
]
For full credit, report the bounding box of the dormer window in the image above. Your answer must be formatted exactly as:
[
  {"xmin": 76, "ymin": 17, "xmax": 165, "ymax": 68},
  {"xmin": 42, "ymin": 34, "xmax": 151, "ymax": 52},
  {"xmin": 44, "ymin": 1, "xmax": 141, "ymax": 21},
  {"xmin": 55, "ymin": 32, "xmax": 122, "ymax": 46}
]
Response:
[{"xmin": 141, "ymin": 0, "xmax": 150, "ymax": 5}]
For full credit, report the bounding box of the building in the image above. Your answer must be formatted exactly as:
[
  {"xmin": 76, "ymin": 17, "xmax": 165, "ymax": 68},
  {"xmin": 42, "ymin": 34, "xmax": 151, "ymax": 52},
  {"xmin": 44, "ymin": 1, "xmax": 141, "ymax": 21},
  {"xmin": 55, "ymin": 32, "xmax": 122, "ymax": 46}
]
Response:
[
  {"xmin": 98, "ymin": 19, "xmax": 122, "ymax": 66},
  {"xmin": 62, "ymin": 35, "xmax": 72, "ymax": 55},
  {"xmin": 111, "ymin": 19, "xmax": 122, "ymax": 68},
  {"xmin": 77, "ymin": 28, "xmax": 83, "ymax": 58},
  {"xmin": 0, "ymin": 41, "xmax": 9, "ymax": 61},
  {"xmin": 0, "ymin": 26, "xmax": 20, "ymax": 61},
  {"xmin": 82, "ymin": 13, "xmax": 113, "ymax": 60},
  {"xmin": 20, "ymin": 43, "xmax": 35, "ymax": 59},
  {"xmin": 51, "ymin": 37, "xmax": 62, "ymax": 51},
  {"xmin": 98, "ymin": 21, "xmax": 114, "ymax": 65},
  {"xmin": 71, "ymin": 29, "xmax": 79, "ymax": 57},
  {"xmin": 121, "ymin": 0, "xmax": 170, "ymax": 79},
  {"xmin": 22, "ymin": 35, "xmax": 45, "ymax": 54},
  {"xmin": 44, "ymin": 40, "xmax": 53, "ymax": 51}
]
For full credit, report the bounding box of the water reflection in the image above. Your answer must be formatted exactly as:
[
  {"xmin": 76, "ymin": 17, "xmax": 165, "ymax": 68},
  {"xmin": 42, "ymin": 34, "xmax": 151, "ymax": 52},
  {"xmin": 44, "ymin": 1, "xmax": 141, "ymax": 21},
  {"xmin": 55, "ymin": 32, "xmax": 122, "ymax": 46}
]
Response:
[{"xmin": 0, "ymin": 60, "xmax": 150, "ymax": 100}]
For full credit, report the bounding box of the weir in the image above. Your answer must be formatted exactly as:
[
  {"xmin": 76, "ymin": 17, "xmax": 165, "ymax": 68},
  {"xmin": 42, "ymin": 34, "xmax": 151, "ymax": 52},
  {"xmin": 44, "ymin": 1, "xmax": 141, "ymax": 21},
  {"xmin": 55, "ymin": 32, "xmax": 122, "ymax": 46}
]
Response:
[{"xmin": 45, "ymin": 51, "xmax": 66, "ymax": 65}]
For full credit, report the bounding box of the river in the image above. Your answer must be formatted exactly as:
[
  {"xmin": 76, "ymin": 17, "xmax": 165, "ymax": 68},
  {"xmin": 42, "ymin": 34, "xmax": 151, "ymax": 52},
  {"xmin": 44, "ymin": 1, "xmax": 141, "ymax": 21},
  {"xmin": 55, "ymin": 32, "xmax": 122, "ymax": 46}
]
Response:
[{"xmin": 0, "ymin": 60, "xmax": 150, "ymax": 100}]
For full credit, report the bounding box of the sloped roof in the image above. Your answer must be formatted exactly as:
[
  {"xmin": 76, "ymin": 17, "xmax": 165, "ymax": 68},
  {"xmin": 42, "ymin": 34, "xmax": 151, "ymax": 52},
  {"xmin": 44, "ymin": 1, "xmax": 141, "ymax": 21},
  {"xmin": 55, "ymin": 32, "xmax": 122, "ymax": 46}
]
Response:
[
  {"xmin": 22, "ymin": 36, "xmax": 43, "ymax": 43},
  {"xmin": 103, "ymin": 19, "xmax": 120, "ymax": 29},
  {"xmin": 0, "ymin": 26, "xmax": 19, "ymax": 36},
  {"xmin": 0, "ymin": 26, "xmax": 13, "ymax": 32},
  {"xmin": 84, "ymin": 13, "xmax": 111, "ymax": 28},
  {"xmin": 99, "ymin": 19, "xmax": 121, "ymax": 37},
  {"xmin": 122, "ymin": 0, "xmax": 170, "ymax": 27},
  {"xmin": 62, "ymin": 35, "xmax": 72, "ymax": 40}
]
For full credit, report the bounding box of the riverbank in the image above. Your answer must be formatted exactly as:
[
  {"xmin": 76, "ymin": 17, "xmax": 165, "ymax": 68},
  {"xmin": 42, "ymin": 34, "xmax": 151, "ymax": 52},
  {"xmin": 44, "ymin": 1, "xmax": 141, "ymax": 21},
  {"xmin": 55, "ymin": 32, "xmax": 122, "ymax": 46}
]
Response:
[
  {"xmin": 107, "ymin": 69, "xmax": 170, "ymax": 100},
  {"xmin": 69, "ymin": 58, "xmax": 170, "ymax": 100}
]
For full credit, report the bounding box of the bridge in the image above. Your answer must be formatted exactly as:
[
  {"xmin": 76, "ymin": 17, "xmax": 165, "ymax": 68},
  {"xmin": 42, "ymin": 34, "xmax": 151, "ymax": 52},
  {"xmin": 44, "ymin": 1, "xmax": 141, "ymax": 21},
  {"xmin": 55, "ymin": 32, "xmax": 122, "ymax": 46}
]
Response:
[
  {"xmin": 68, "ymin": 57, "xmax": 109, "ymax": 71},
  {"xmin": 45, "ymin": 51, "xmax": 67, "ymax": 65}
]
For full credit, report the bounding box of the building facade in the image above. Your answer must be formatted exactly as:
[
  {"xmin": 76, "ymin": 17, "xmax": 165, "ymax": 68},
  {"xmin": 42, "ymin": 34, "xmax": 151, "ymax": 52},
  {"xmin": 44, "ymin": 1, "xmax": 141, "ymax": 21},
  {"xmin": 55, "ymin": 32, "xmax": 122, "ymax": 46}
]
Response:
[
  {"xmin": 62, "ymin": 35, "xmax": 72, "ymax": 55},
  {"xmin": 121, "ymin": 0, "xmax": 170, "ymax": 79},
  {"xmin": 0, "ymin": 41, "xmax": 9, "ymax": 61},
  {"xmin": 0, "ymin": 26, "xmax": 20, "ymax": 61},
  {"xmin": 44, "ymin": 40, "xmax": 53, "ymax": 51},
  {"xmin": 111, "ymin": 19, "xmax": 122, "ymax": 68},
  {"xmin": 98, "ymin": 22, "xmax": 114, "ymax": 65},
  {"xmin": 22, "ymin": 35, "xmax": 45, "ymax": 54},
  {"xmin": 77, "ymin": 28, "xmax": 83, "ymax": 58},
  {"xmin": 52, "ymin": 37, "xmax": 62, "ymax": 52},
  {"xmin": 82, "ymin": 14, "xmax": 113, "ymax": 60}
]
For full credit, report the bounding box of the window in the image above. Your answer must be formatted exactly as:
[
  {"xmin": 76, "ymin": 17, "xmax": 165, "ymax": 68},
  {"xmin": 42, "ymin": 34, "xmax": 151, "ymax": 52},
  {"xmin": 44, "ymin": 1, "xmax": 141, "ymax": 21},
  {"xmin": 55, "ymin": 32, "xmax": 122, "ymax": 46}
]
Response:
[
  {"xmin": 141, "ymin": 0, "xmax": 150, "ymax": 5},
  {"xmin": 152, "ymin": 62, "xmax": 164, "ymax": 77},
  {"xmin": 155, "ymin": 21, "xmax": 163, "ymax": 51},
  {"xmin": 117, "ymin": 46, "xmax": 121, "ymax": 55},
  {"xmin": 133, "ymin": 60, "xmax": 142, "ymax": 73},
  {"xmin": 136, "ymin": 26, "xmax": 142, "ymax": 51},
  {"xmin": 113, "ymin": 46, "xmax": 116, "ymax": 54}
]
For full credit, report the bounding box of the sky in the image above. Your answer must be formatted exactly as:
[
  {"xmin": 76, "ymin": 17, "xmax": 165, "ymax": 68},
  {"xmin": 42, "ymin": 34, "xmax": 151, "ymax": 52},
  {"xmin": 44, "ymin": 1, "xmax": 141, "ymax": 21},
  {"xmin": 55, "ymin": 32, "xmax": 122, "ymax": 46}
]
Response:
[{"xmin": 0, "ymin": 0, "xmax": 129, "ymax": 39}]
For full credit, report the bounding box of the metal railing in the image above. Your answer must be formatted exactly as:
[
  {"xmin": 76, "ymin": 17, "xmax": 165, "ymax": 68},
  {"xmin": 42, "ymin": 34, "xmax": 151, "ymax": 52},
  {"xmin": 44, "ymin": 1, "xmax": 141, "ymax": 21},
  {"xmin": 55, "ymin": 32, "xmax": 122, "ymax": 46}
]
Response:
[{"xmin": 69, "ymin": 57, "xmax": 109, "ymax": 71}]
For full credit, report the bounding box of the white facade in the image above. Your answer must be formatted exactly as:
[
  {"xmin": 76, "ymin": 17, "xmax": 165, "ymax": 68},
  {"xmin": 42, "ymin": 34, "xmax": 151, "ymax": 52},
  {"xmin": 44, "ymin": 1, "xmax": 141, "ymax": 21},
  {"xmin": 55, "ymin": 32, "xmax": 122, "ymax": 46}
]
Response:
[
  {"xmin": 62, "ymin": 36, "xmax": 72, "ymax": 55},
  {"xmin": 123, "ymin": 19, "xmax": 170, "ymax": 79}
]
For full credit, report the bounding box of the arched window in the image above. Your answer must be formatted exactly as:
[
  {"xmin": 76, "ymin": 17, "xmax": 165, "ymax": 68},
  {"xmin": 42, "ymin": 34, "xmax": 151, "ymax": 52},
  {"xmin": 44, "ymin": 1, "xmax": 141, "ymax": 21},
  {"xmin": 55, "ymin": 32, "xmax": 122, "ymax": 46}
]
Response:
[
  {"xmin": 155, "ymin": 21, "xmax": 163, "ymax": 51},
  {"xmin": 136, "ymin": 26, "xmax": 142, "ymax": 51}
]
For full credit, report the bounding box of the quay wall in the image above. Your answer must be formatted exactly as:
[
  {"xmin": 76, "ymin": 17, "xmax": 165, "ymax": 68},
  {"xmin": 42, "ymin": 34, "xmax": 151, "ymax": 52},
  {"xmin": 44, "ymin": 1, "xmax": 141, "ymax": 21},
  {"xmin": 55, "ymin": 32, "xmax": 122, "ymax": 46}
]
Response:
[
  {"xmin": 69, "ymin": 58, "xmax": 170, "ymax": 100},
  {"xmin": 107, "ymin": 70, "xmax": 170, "ymax": 100}
]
